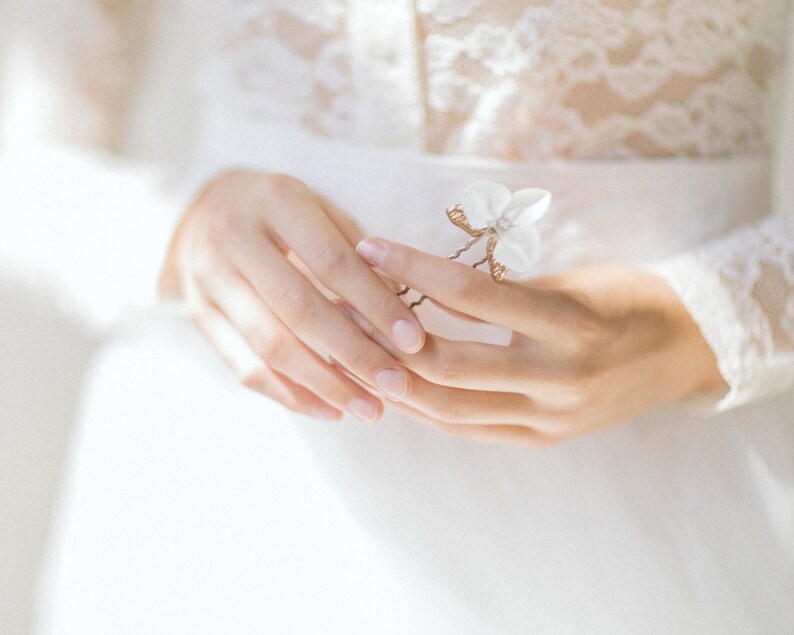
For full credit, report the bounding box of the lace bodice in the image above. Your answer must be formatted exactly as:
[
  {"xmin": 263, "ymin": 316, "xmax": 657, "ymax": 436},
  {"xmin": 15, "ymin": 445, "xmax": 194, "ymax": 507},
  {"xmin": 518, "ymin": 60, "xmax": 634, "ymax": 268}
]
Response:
[
  {"xmin": 207, "ymin": 0, "xmax": 789, "ymax": 160},
  {"xmin": 203, "ymin": 0, "xmax": 794, "ymax": 410},
  {"xmin": 3, "ymin": 0, "xmax": 794, "ymax": 412},
  {"xmin": 13, "ymin": 0, "xmax": 789, "ymax": 160}
]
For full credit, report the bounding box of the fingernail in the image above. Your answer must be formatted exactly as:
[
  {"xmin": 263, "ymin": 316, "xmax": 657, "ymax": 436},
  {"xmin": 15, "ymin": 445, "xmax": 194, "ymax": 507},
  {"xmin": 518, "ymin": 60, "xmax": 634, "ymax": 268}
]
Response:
[
  {"xmin": 312, "ymin": 405, "xmax": 341, "ymax": 421},
  {"xmin": 392, "ymin": 319, "xmax": 423, "ymax": 353},
  {"xmin": 376, "ymin": 369, "xmax": 408, "ymax": 400},
  {"xmin": 356, "ymin": 239, "xmax": 387, "ymax": 266},
  {"xmin": 348, "ymin": 398, "xmax": 379, "ymax": 423}
]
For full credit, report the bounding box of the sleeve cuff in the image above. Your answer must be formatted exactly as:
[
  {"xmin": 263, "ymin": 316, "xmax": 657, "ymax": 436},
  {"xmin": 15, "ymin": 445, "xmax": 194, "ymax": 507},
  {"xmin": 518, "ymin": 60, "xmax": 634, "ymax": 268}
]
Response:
[{"xmin": 649, "ymin": 250, "xmax": 791, "ymax": 414}]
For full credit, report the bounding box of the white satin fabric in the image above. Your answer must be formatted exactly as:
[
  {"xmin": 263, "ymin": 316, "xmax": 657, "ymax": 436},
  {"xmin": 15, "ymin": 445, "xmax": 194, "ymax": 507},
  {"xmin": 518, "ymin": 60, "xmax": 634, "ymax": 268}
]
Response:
[{"xmin": 39, "ymin": 122, "xmax": 794, "ymax": 633}]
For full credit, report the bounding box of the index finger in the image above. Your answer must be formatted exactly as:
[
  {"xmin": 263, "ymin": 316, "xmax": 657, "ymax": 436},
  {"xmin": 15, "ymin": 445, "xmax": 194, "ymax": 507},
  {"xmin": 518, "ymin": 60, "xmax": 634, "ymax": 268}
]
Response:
[
  {"xmin": 356, "ymin": 237, "xmax": 558, "ymax": 335},
  {"xmin": 270, "ymin": 206, "xmax": 426, "ymax": 355}
]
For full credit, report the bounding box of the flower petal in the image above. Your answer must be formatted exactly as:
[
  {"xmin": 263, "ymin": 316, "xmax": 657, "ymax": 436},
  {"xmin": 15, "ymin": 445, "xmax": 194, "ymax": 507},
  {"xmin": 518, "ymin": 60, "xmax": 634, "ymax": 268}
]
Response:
[
  {"xmin": 503, "ymin": 188, "xmax": 551, "ymax": 227},
  {"xmin": 492, "ymin": 224, "xmax": 541, "ymax": 272},
  {"xmin": 460, "ymin": 179, "xmax": 512, "ymax": 228}
]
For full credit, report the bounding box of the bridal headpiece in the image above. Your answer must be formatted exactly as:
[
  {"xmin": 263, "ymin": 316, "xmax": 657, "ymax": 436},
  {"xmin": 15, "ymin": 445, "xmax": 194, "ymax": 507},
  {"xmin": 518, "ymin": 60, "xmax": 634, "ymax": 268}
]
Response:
[{"xmin": 403, "ymin": 179, "xmax": 552, "ymax": 309}]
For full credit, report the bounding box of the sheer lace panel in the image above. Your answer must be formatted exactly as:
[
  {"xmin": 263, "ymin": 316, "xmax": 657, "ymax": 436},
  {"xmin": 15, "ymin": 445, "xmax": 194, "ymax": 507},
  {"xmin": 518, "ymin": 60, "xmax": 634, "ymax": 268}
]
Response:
[
  {"xmin": 10, "ymin": 0, "xmax": 793, "ymax": 412},
  {"xmin": 209, "ymin": 0, "xmax": 789, "ymax": 161},
  {"xmin": 417, "ymin": 0, "xmax": 790, "ymax": 160},
  {"xmin": 211, "ymin": 0, "xmax": 355, "ymax": 138},
  {"xmin": 21, "ymin": 0, "xmax": 791, "ymax": 159}
]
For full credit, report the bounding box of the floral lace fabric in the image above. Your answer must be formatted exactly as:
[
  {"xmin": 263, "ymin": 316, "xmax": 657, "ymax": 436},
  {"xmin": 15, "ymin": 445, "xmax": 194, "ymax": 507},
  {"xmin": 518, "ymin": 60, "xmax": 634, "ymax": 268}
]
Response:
[
  {"xmin": 208, "ymin": 0, "xmax": 789, "ymax": 161},
  {"xmin": 204, "ymin": 0, "xmax": 794, "ymax": 411},
  {"xmin": 418, "ymin": 0, "xmax": 789, "ymax": 160},
  {"xmin": 9, "ymin": 0, "xmax": 794, "ymax": 412},
  {"xmin": 206, "ymin": 0, "xmax": 357, "ymax": 140}
]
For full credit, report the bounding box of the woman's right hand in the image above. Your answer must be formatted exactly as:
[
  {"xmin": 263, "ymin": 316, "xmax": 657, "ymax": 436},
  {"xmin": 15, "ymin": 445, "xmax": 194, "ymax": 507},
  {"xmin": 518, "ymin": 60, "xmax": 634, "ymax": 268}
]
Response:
[{"xmin": 157, "ymin": 170, "xmax": 425, "ymax": 422}]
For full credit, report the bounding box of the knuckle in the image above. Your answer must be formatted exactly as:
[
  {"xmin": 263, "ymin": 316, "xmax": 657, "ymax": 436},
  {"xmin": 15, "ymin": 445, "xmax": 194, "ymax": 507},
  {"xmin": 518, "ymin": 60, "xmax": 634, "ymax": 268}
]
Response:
[
  {"xmin": 340, "ymin": 344, "xmax": 379, "ymax": 377},
  {"xmin": 559, "ymin": 354, "xmax": 601, "ymax": 385},
  {"xmin": 362, "ymin": 288, "xmax": 394, "ymax": 320},
  {"xmin": 207, "ymin": 209, "xmax": 237, "ymax": 243},
  {"xmin": 526, "ymin": 409, "xmax": 572, "ymax": 436},
  {"xmin": 265, "ymin": 172, "xmax": 311, "ymax": 202},
  {"xmin": 277, "ymin": 288, "xmax": 314, "ymax": 325},
  {"xmin": 453, "ymin": 275, "xmax": 483, "ymax": 306},
  {"xmin": 206, "ymin": 210, "xmax": 252, "ymax": 250},
  {"xmin": 566, "ymin": 333, "xmax": 597, "ymax": 363},
  {"xmin": 428, "ymin": 350, "xmax": 463, "ymax": 385},
  {"xmin": 249, "ymin": 331, "xmax": 286, "ymax": 363},
  {"xmin": 561, "ymin": 306, "xmax": 604, "ymax": 356},
  {"xmin": 546, "ymin": 412, "xmax": 581, "ymax": 437},
  {"xmin": 214, "ymin": 167, "xmax": 249, "ymax": 183},
  {"xmin": 549, "ymin": 379, "xmax": 591, "ymax": 411},
  {"xmin": 189, "ymin": 251, "xmax": 217, "ymax": 286},
  {"xmin": 567, "ymin": 387, "xmax": 591, "ymax": 411},
  {"xmin": 556, "ymin": 317, "xmax": 605, "ymax": 381},
  {"xmin": 207, "ymin": 169, "xmax": 255, "ymax": 198},
  {"xmin": 385, "ymin": 245, "xmax": 412, "ymax": 277},
  {"xmin": 546, "ymin": 418, "xmax": 572, "ymax": 438},
  {"xmin": 430, "ymin": 399, "xmax": 467, "ymax": 423},
  {"xmin": 357, "ymin": 317, "xmax": 379, "ymax": 342},
  {"xmin": 317, "ymin": 244, "xmax": 354, "ymax": 277}
]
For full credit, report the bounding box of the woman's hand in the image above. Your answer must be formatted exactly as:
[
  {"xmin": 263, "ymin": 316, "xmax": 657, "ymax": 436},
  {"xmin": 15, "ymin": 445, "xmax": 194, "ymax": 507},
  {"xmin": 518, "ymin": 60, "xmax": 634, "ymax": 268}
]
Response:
[
  {"xmin": 157, "ymin": 171, "xmax": 425, "ymax": 422},
  {"xmin": 341, "ymin": 237, "xmax": 726, "ymax": 446}
]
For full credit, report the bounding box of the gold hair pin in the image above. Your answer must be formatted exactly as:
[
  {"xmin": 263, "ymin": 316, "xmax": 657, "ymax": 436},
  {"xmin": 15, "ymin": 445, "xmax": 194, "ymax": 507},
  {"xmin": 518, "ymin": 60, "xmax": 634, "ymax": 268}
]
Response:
[{"xmin": 402, "ymin": 179, "xmax": 552, "ymax": 309}]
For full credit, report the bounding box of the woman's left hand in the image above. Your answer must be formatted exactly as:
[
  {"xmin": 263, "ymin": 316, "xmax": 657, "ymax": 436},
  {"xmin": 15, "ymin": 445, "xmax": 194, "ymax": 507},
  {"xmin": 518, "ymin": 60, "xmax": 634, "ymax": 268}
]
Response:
[{"xmin": 344, "ymin": 238, "xmax": 728, "ymax": 447}]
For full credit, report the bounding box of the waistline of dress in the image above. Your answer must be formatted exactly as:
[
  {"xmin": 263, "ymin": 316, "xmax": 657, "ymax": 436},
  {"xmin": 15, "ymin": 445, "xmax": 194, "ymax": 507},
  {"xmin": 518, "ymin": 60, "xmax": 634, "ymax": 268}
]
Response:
[{"xmin": 197, "ymin": 120, "xmax": 773, "ymax": 270}]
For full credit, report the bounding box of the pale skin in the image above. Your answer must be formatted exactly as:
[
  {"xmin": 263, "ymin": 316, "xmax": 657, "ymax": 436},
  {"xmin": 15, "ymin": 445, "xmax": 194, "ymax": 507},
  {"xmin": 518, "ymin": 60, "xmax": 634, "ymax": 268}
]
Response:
[
  {"xmin": 158, "ymin": 170, "xmax": 425, "ymax": 423},
  {"xmin": 160, "ymin": 170, "xmax": 727, "ymax": 446},
  {"xmin": 349, "ymin": 238, "xmax": 727, "ymax": 446}
]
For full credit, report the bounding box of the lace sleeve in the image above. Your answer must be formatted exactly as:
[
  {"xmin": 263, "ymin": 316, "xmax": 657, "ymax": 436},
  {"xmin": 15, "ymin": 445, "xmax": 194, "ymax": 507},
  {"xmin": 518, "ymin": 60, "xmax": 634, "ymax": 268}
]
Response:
[
  {"xmin": 651, "ymin": 12, "xmax": 794, "ymax": 413},
  {"xmin": 652, "ymin": 214, "xmax": 794, "ymax": 412}
]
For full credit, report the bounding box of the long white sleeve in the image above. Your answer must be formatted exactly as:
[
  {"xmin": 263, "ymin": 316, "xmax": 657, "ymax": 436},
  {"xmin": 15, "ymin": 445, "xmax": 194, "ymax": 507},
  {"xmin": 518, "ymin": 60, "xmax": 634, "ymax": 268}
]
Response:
[
  {"xmin": 652, "ymin": 10, "xmax": 794, "ymax": 413},
  {"xmin": 0, "ymin": 0, "xmax": 201, "ymax": 328}
]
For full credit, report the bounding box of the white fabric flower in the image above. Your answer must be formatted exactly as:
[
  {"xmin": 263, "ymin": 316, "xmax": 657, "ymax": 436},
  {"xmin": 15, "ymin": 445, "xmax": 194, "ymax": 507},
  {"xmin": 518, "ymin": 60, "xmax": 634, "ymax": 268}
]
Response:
[{"xmin": 460, "ymin": 179, "xmax": 551, "ymax": 271}]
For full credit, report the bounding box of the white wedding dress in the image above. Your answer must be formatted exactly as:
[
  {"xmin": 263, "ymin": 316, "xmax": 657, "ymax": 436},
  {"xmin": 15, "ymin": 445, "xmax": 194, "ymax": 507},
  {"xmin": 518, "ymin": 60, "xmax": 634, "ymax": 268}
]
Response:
[{"xmin": 5, "ymin": 0, "xmax": 794, "ymax": 632}]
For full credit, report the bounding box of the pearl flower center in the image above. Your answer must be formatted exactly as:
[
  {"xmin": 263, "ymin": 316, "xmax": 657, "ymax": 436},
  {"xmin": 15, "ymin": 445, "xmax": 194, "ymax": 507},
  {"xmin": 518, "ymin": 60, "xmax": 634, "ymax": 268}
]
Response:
[{"xmin": 494, "ymin": 216, "xmax": 512, "ymax": 232}]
